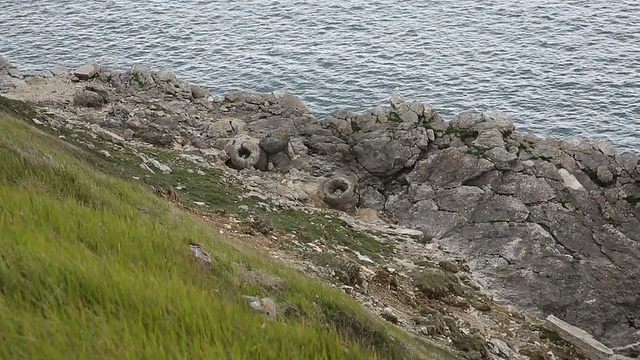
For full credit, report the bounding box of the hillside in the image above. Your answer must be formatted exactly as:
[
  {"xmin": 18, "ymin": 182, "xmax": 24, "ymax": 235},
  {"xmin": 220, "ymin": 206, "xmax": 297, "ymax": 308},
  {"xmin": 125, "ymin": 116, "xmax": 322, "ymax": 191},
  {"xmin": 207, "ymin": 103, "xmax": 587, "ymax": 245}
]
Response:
[{"xmin": 0, "ymin": 99, "xmax": 459, "ymax": 359}]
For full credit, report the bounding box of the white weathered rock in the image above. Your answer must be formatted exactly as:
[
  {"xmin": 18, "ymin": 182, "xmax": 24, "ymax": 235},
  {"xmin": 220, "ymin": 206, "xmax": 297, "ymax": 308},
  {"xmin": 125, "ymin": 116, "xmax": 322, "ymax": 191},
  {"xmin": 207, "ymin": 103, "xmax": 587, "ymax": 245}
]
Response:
[
  {"xmin": 189, "ymin": 243, "xmax": 212, "ymax": 266},
  {"xmin": 149, "ymin": 159, "xmax": 172, "ymax": 174},
  {"xmin": 544, "ymin": 315, "xmax": 613, "ymax": 360},
  {"xmin": 558, "ymin": 168, "xmax": 585, "ymax": 191},
  {"xmin": 241, "ymin": 295, "xmax": 277, "ymax": 321},
  {"xmin": 89, "ymin": 124, "xmax": 124, "ymax": 145},
  {"xmin": 390, "ymin": 89, "xmax": 405, "ymax": 110},
  {"xmin": 74, "ymin": 63, "xmax": 98, "ymax": 80},
  {"xmin": 595, "ymin": 139, "xmax": 617, "ymax": 157},
  {"xmin": 596, "ymin": 165, "xmax": 614, "ymax": 184},
  {"xmin": 618, "ymin": 152, "xmax": 639, "ymax": 174},
  {"xmin": 489, "ymin": 338, "xmax": 512, "ymax": 357}
]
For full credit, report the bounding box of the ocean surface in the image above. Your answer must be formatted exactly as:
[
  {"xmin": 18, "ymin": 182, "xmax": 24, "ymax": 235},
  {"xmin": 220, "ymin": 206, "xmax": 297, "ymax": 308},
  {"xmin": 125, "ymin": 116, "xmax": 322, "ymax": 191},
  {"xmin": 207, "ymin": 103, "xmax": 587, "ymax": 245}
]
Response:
[{"xmin": 1, "ymin": 0, "xmax": 639, "ymax": 152}]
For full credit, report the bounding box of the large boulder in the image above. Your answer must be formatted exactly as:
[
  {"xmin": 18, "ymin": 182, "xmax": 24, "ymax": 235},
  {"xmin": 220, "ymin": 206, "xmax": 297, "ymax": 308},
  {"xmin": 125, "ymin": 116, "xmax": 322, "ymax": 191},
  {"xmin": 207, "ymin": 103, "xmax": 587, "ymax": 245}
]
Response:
[
  {"xmin": 74, "ymin": 87, "xmax": 109, "ymax": 108},
  {"xmin": 352, "ymin": 131, "xmax": 425, "ymax": 177}
]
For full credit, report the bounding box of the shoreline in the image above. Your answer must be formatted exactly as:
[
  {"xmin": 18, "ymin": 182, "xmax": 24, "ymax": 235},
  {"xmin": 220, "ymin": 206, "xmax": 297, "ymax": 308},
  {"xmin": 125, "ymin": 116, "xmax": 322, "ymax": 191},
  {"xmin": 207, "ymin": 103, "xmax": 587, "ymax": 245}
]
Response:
[{"xmin": 1, "ymin": 55, "xmax": 636, "ymax": 155}]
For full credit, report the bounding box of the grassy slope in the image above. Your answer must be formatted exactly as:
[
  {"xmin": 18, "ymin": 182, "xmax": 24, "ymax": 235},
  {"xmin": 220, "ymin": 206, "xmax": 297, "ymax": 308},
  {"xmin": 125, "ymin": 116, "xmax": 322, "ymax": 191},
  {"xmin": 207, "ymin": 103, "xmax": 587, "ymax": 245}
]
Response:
[{"xmin": 0, "ymin": 99, "xmax": 459, "ymax": 360}]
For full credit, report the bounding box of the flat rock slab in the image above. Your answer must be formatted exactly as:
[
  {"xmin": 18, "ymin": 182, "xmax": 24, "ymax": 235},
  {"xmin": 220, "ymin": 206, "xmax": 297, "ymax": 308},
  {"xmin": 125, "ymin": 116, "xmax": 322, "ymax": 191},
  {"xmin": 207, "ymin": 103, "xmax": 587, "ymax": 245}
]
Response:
[
  {"xmin": 74, "ymin": 63, "xmax": 98, "ymax": 80},
  {"xmin": 545, "ymin": 315, "xmax": 613, "ymax": 360}
]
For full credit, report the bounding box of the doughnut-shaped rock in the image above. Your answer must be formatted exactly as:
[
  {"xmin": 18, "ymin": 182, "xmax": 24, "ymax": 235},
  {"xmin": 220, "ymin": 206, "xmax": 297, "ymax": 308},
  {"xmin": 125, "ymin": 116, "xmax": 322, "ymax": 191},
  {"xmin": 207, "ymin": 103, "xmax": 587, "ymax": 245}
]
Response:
[
  {"xmin": 320, "ymin": 175, "xmax": 358, "ymax": 211},
  {"xmin": 224, "ymin": 136, "xmax": 268, "ymax": 170}
]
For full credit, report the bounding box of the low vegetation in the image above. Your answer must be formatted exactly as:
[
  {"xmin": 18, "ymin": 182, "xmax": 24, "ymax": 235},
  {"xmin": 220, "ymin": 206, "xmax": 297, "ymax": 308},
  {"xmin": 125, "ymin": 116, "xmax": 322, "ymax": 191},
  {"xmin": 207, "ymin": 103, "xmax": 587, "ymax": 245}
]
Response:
[{"xmin": 0, "ymin": 98, "xmax": 459, "ymax": 359}]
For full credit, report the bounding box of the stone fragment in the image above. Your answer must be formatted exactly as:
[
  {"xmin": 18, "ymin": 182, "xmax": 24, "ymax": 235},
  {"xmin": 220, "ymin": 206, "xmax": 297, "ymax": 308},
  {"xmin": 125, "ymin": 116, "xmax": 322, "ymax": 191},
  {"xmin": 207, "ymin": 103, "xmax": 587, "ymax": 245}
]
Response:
[
  {"xmin": 618, "ymin": 152, "xmax": 639, "ymax": 174},
  {"xmin": 558, "ymin": 169, "xmax": 585, "ymax": 191},
  {"xmin": 89, "ymin": 124, "xmax": 124, "ymax": 144},
  {"xmin": 241, "ymin": 295, "xmax": 277, "ymax": 321},
  {"xmin": 381, "ymin": 307, "xmax": 399, "ymax": 324},
  {"xmin": 74, "ymin": 89, "xmax": 107, "ymax": 108},
  {"xmin": 597, "ymin": 165, "xmax": 615, "ymax": 185},
  {"xmin": 489, "ymin": 338, "xmax": 512, "ymax": 358},
  {"xmin": 123, "ymin": 128, "xmax": 135, "ymax": 140},
  {"xmin": 189, "ymin": 243, "xmax": 212, "ymax": 266},
  {"xmin": 190, "ymin": 85, "xmax": 210, "ymax": 99},
  {"xmin": 74, "ymin": 63, "xmax": 98, "ymax": 80}
]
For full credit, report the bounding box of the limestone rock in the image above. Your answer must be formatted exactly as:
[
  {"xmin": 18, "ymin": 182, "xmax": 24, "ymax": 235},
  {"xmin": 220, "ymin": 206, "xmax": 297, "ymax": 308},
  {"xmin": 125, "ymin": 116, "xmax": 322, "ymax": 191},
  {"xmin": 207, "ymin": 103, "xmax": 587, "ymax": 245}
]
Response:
[
  {"xmin": 544, "ymin": 315, "xmax": 613, "ymax": 360},
  {"xmin": 489, "ymin": 338, "xmax": 512, "ymax": 358},
  {"xmin": 273, "ymin": 90, "xmax": 310, "ymax": 114},
  {"xmin": 241, "ymin": 295, "xmax": 277, "ymax": 321},
  {"xmin": 596, "ymin": 165, "xmax": 615, "ymax": 185},
  {"xmin": 470, "ymin": 195, "xmax": 529, "ymax": 223},
  {"xmin": 74, "ymin": 63, "xmax": 98, "ymax": 80},
  {"xmin": 613, "ymin": 341, "xmax": 640, "ymax": 358},
  {"xmin": 558, "ymin": 169, "xmax": 585, "ymax": 191},
  {"xmin": 390, "ymin": 90, "xmax": 405, "ymax": 109},
  {"xmin": 189, "ymin": 243, "xmax": 212, "ymax": 265},
  {"xmin": 190, "ymin": 85, "xmax": 210, "ymax": 99},
  {"xmin": 618, "ymin": 152, "xmax": 639, "ymax": 174},
  {"xmin": 89, "ymin": 124, "xmax": 124, "ymax": 145},
  {"xmin": 74, "ymin": 88, "xmax": 107, "ymax": 108},
  {"xmin": 485, "ymin": 147, "xmax": 518, "ymax": 168},
  {"xmin": 153, "ymin": 116, "xmax": 179, "ymax": 131},
  {"xmin": 352, "ymin": 133, "xmax": 423, "ymax": 177},
  {"xmin": 319, "ymin": 175, "xmax": 358, "ymax": 212},
  {"xmin": 407, "ymin": 147, "xmax": 494, "ymax": 189},
  {"xmin": 381, "ymin": 307, "xmax": 399, "ymax": 324},
  {"xmin": 123, "ymin": 128, "xmax": 135, "ymax": 140},
  {"xmin": 472, "ymin": 129, "xmax": 505, "ymax": 150},
  {"xmin": 224, "ymin": 136, "xmax": 267, "ymax": 171},
  {"xmin": 451, "ymin": 110, "xmax": 515, "ymax": 134},
  {"xmin": 207, "ymin": 117, "xmax": 247, "ymax": 139},
  {"xmin": 130, "ymin": 64, "xmax": 156, "ymax": 88},
  {"xmin": 434, "ymin": 186, "xmax": 484, "ymax": 214}
]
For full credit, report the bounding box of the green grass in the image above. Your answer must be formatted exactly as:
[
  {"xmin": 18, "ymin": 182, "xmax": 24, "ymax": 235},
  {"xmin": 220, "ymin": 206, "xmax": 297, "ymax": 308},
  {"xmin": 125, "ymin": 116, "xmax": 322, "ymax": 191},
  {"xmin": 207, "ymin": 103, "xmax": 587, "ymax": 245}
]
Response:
[
  {"xmin": 0, "ymin": 99, "xmax": 460, "ymax": 359},
  {"xmin": 266, "ymin": 210, "xmax": 394, "ymax": 261}
]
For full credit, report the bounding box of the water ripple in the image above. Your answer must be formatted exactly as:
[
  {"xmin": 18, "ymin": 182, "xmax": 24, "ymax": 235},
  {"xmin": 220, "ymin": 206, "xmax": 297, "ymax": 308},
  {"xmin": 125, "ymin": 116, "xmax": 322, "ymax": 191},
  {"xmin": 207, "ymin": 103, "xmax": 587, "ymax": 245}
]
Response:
[{"xmin": 1, "ymin": 0, "xmax": 639, "ymax": 152}]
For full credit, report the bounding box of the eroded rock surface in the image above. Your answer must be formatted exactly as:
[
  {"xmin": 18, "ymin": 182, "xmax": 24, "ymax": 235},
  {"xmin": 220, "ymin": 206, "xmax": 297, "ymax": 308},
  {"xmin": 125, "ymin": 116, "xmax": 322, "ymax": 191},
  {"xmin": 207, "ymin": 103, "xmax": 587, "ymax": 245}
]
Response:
[{"xmin": 1, "ymin": 57, "xmax": 639, "ymax": 352}]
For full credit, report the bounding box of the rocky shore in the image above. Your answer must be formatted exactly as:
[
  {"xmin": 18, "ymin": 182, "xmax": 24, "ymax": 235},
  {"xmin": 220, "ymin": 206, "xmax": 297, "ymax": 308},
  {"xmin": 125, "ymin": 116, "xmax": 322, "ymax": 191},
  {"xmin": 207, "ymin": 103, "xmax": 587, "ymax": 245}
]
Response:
[{"xmin": 1, "ymin": 56, "xmax": 639, "ymax": 359}]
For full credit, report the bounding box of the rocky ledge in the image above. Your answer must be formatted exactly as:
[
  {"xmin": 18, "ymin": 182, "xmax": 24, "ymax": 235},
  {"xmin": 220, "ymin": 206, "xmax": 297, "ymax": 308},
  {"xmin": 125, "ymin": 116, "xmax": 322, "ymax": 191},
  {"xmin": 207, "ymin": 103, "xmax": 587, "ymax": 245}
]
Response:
[{"xmin": 1, "ymin": 56, "xmax": 639, "ymax": 358}]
